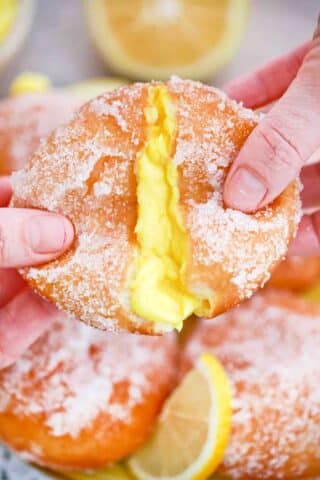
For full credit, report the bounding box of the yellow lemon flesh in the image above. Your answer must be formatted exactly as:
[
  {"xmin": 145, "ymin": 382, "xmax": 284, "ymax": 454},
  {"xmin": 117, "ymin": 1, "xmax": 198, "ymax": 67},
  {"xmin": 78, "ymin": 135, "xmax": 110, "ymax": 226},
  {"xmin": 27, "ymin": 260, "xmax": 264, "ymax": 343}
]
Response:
[
  {"xmin": 0, "ymin": 0, "xmax": 18, "ymax": 42},
  {"xmin": 130, "ymin": 85, "xmax": 206, "ymax": 331},
  {"xmin": 84, "ymin": 0, "xmax": 249, "ymax": 81},
  {"xmin": 128, "ymin": 352, "xmax": 232, "ymax": 480},
  {"xmin": 60, "ymin": 464, "xmax": 135, "ymax": 480},
  {"xmin": 9, "ymin": 72, "xmax": 52, "ymax": 95}
]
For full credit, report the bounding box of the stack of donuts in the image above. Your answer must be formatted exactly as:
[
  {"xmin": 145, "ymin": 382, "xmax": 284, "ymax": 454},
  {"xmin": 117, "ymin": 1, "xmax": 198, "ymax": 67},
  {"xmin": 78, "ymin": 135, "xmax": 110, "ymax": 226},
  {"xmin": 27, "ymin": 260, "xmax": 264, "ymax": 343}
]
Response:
[{"xmin": 0, "ymin": 79, "xmax": 319, "ymax": 480}]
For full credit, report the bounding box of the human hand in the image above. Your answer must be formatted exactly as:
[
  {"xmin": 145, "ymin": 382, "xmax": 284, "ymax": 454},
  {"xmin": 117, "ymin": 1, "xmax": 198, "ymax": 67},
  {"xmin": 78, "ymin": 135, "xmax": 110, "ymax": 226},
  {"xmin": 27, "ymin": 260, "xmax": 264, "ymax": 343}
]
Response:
[
  {"xmin": 0, "ymin": 176, "xmax": 74, "ymax": 369},
  {"xmin": 223, "ymin": 18, "xmax": 320, "ymax": 256}
]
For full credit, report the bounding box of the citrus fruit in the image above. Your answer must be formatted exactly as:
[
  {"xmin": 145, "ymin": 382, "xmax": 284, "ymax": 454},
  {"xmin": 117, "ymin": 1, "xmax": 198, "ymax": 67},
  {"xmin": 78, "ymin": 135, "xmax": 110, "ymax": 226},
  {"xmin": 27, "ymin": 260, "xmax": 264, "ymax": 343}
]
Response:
[
  {"xmin": 8, "ymin": 72, "xmax": 127, "ymax": 99},
  {"xmin": 128, "ymin": 352, "xmax": 231, "ymax": 480},
  {"xmin": 84, "ymin": 0, "xmax": 248, "ymax": 80},
  {"xmin": 62, "ymin": 464, "xmax": 135, "ymax": 480},
  {"xmin": 9, "ymin": 71, "xmax": 52, "ymax": 95},
  {"xmin": 0, "ymin": 0, "xmax": 35, "ymax": 70}
]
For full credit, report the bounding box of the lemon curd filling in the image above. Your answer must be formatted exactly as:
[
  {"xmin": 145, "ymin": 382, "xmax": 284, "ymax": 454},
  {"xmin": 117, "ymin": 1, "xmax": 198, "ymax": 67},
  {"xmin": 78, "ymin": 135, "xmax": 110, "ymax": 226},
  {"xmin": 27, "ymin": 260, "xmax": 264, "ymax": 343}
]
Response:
[
  {"xmin": 130, "ymin": 85, "xmax": 205, "ymax": 331},
  {"xmin": 0, "ymin": 0, "xmax": 18, "ymax": 43}
]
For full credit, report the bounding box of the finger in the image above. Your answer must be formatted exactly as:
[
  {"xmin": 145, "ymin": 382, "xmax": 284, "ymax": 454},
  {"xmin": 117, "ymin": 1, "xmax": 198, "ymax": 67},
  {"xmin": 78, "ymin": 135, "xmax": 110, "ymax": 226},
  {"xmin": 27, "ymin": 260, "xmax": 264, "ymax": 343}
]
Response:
[
  {"xmin": 0, "ymin": 288, "xmax": 58, "ymax": 369},
  {"xmin": 224, "ymin": 42, "xmax": 310, "ymax": 109},
  {"xmin": 300, "ymin": 164, "xmax": 320, "ymax": 210},
  {"xmin": 0, "ymin": 176, "xmax": 12, "ymax": 207},
  {"xmin": 0, "ymin": 269, "xmax": 26, "ymax": 307},
  {"xmin": 224, "ymin": 22, "xmax": 320, "ymax": 213},
  {"xmin": 0, "ymin": 208, "xmax": 74, "ymax": 268},
  {"xmin": 288, "ymin": 213, "xmax": 320, "ymax": 256},
  {"xmin": 306, "ymin": 146, "xmax": 320, "ymax": 165}
]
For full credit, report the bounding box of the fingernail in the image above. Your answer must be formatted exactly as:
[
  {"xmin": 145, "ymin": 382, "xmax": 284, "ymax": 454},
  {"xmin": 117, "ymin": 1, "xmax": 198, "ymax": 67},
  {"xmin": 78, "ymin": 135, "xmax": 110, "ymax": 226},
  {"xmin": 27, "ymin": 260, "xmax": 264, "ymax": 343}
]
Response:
[
  {"xmin": 26, "ymin": 215, "xmax": 74, "ymax": 254},
  {"xmin": 225, "ymin": 167, "xmax": 267, "ymax": 212}
]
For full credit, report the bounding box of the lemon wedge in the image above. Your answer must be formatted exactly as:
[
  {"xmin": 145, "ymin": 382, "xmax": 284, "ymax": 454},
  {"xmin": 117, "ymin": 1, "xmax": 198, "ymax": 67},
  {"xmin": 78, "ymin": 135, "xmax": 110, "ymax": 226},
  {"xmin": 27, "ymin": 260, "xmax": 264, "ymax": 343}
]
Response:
[
  {"xmin": 128, "ymin": 352, "xmax": 231, "ymax": 480},
  {"xmin": 84, "ymin": 0, "xmax": 248, "ymax": 80}
]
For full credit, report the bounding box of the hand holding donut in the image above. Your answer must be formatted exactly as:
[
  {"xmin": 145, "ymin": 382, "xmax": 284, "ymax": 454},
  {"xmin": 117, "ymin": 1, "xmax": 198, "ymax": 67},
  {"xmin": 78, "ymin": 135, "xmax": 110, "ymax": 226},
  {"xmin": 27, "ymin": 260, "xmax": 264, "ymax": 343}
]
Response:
[
  {"xmin": 0, "ymin": 176, "xmax": 74, "ymax": 370},
  {"xmin": 224, "ymin": 18, "xmax": 320, "ymax": 255}
]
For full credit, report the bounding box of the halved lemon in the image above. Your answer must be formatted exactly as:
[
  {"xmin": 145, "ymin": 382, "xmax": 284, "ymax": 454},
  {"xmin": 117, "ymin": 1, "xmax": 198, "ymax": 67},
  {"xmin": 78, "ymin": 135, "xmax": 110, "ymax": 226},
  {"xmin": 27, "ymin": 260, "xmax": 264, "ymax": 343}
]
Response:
[
  {"xmin": 0, "ymin": 0, "xmax": 36, "ymax": 70},
  {"xmin": 84, "ymin": 0, "xmax": 249, "ymax": 81},
  {"xmin": 128, "ymin": 352, "xmax": 231, "ymax": 480}
]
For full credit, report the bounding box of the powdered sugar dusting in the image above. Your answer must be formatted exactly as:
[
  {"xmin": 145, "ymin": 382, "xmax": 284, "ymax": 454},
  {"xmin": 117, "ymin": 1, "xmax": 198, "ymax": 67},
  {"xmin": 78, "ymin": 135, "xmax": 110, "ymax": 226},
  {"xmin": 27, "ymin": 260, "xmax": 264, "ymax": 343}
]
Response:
[
  {"xmin": 11, "ymin": 80, "xmax": 300, "ymax": 332},
  {"xmin": 0, "ymin": 92, "xmax": 82, "ymax": 172},
  {"xmin": 169, "ymin": 79, "xmax": 301, "ymax": 305},
  {"xmin": 11, "ymin": 83, "xmax": 152, "ymax": 333},
  {"xmin": 0, "ymin": 316, "xmax": 177, "ymax": 439},
  {"xmin": 90, "ymin": 97, "xmax": 129, "ymax": 132},
  {"xmin": 182, "ymin": 291, "xmax": 320, "ymax": 479}
]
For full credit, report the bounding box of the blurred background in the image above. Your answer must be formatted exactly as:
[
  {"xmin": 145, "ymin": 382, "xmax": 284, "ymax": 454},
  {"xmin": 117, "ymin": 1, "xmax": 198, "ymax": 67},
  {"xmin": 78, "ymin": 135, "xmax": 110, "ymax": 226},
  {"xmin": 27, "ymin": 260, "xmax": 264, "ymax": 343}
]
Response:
[{"xmin": 0, "ymin": 0, "xmax": 318, "ymax": 96}]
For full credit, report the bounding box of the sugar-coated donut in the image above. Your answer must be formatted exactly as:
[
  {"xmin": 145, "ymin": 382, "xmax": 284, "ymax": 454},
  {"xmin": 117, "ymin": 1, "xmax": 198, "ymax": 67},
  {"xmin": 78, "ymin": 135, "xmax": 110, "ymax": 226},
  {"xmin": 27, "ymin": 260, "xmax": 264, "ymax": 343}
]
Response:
[
  {"xmin": 268, "ymin": 256, "xmax": 320, "ymax": 292},
  {"xmin": 11, "ymin": 79, "xmax": 301, "ymax": 334},
  {"xmin": 181, "ymin": 290, "xmax": 320, "ymax": 480},
  {"xmin": 0, "ymin": 317, "xmax": 178, "ymax": 471},
  {"xmin": 0, "ymin": 92, "xmax": 82, "ymax": 174}
]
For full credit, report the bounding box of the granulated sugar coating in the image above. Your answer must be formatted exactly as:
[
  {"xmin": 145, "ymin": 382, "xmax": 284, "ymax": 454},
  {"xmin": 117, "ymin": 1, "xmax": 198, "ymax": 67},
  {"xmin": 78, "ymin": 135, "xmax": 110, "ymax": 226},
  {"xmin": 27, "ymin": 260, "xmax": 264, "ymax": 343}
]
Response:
[
  {"xmin": 0, "ymin": 317, "xmax": 178, "ymax": 470},
  {"xmin": 181, "ymin": 290, "xmax": 320, "ymax": 479},
  {"xmin": 11, "ymin": 79, "xmax": 301, "ymax": 334},
  {"xmin": 0, "ymin": 92, "xmax": 82, "ymax": 174}
]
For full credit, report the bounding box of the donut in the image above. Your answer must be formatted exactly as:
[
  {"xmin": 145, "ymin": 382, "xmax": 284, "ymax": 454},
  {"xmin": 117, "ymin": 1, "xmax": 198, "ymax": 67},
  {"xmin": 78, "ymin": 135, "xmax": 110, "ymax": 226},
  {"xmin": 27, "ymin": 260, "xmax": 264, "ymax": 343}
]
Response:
[
  {"xmin": 181, "ymin": 290, "xmax": 320, "ymax": 480},
  {"xmin": 11, "ymin": 79, "xmax": 301, "ymax": 334},
  {"xmin": 268, "ymin": 256, "xmax": 320, "ymax": 292},
  {"xmin": 0, "ymin": 316, "xmax": 178, "ymax": 471},
  {"xmin": 0, "ymin": 92, "xmax": 82, "ymax": 174}
]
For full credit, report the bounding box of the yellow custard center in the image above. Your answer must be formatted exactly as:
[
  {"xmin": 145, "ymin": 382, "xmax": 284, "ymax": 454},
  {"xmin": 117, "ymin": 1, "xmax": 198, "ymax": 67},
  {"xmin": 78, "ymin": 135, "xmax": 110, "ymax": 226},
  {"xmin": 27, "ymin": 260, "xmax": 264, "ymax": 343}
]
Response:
[{"xmin": 130, "ymin": 85, "xmax": 205, "ymax": 331}]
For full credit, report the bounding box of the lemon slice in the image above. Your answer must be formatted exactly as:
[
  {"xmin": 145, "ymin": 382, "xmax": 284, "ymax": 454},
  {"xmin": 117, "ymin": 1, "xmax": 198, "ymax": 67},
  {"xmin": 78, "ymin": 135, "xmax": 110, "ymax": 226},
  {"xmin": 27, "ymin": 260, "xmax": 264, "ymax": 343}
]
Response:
[
  {"xmin": 67, "ymin": 77, "xmax": 127, "ymax": 101},
  {"xmin": 0, "ymin": 0, "xmax": 36, "ymax": 70},
  {"xmin": 62, "ymin": 464, "xmax": 135, "ymax": 480},
  {"xmin": 84, "ymin": 0, "xmax": 248, "ymax": 81},
  {"xmin": 128, "ymin": 352, "xmax": 231, "ymax": 480}
]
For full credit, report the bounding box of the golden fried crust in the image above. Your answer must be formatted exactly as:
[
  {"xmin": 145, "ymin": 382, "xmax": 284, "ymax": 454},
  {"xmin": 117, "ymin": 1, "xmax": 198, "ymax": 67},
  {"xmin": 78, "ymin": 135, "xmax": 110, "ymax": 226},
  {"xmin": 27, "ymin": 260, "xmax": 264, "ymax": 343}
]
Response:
[
  {"xmin": 168, "ymin": 81, "xmax": 300, "ymax": 317},
  {"xmin": 11, "ymin": 80, "xmax": 301, "ymax": 333},
  {"xmin": 0, "ymin": 92, "xmax": 82, "ymax": 174},
  {"xmin": 268, "ymin": 256, "xmax": 320, "ymax": 292},
  {"xmin": 0, "ymin": 318, "xmax": 178, "ymax": 470},
  {"xmin": 181, "ymin": 290, "xmax": 320, "ymax": 480}
]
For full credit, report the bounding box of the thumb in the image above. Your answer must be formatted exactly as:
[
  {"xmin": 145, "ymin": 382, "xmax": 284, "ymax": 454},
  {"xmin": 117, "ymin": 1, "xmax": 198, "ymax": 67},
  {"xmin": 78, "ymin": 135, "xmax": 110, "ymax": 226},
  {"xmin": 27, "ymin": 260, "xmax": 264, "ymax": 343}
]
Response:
[{"xmin": 224, "ymin": 19, "xmax": 320, "ymax": 213}]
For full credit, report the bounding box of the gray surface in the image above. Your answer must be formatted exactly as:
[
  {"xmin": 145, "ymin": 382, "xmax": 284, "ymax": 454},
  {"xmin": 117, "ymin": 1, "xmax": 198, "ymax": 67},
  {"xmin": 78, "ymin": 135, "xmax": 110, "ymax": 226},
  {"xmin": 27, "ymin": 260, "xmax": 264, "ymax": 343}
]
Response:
[{"xmin": 0, "ymin": 1, "xmax": 319, "ymax": 479}]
